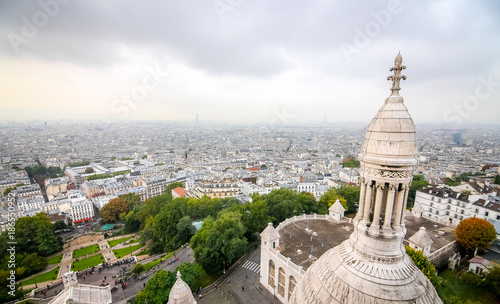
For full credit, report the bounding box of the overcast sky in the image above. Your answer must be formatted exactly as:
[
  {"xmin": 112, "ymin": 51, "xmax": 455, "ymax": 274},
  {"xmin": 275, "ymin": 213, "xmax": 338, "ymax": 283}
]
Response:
[{"xmin": 0, "ymin": 0, "xmax": 499, "ymax": 126}]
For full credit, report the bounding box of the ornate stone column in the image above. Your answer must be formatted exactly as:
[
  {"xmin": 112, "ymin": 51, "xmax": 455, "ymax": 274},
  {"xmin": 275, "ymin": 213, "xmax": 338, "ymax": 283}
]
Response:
[
  {"xmin": 383, "ymin": 183, "xmax": 397, "ymax": 230},
  {"xmin": 356, "ymin": 178, "xmax": 367, "ymax": 221},
  {"xmin": 371, "ymin": 182, "xmax": 385, "ymax": 228},
  {"xmin": 363, "ymin": 181, "xmax": 373, "ymax": 223},
  {"xmin": 393, "ymin": 184, "xmax": 407, "ymax": 227}
]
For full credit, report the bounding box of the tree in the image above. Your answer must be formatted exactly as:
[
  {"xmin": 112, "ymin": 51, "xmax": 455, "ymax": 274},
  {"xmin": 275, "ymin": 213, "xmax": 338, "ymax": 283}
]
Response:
[
  {"xmin": 173, "ymin": 216, "xmax": 196, "ymax": 248},
  {"xmin": 131, "ymin": 263, "xmax": 145, "ymax": 276},
  {"xmin": 54, "ymin": 220, "xmax": 67, "ymax": 231},
  {"xmin": 240, "ymin": 197, "xmax": 274, "ymax": 240},
  {"xmin": 20, "ymin": 253, "xmax": 47, "ymax": 273},
  {"xmin": 134, "ymin": 270, "xmax": 176, "ymax": 304},
  {"xmin": 84, "ymin": 167, "xmax": 94, "ymax": 173},
  {"xmin": 405, "ymin": 246, "xmax": 439, "ymax": 288},
  {"xmin": 0, "ymin": 270, "xmax": 23, "ymax": 303},
  {"xmin": 35, "ymin": 225, "xmax": 60, "ymax": 256},
  {"xmin": 336, "ymin": 185, "xmax": 360, "ymax": 213},
  {"xmin": 120, "ymin": 193, "xmax": 141, "ymax": 209},
  {"xmin": 318, "ymin": 188, "xmax": 347, "ymax": 214},
  {"xmin": 191, "ymin": 211, "xmax": 247, "ymax": 274},
  {"xmin": 494, "ymin": 175, "xmax": 500, "ymax": 185},
  {"xmin": 175, "ymin": 262, "xmax": 206, "ymax": 291},
  {"xmin": 407, "ymin": 175, "xmax": 429, "ymax": 208},
  {"xmin": 484, "ymin": 267, "xmax": 500, "ymax": 298},
  {"xmin": 100, "ymin": 198, "xmax": 129, "ymax": 223},
  {"xmin": 342, "ymin": 157, "xmax": 360, "ymax": 168},
  {"xmin": 455, "ymin": 218, "xmax": 496, "ymax": 254},
  {"xmin": 264, "ymin": 188, "xmax": 318, "ymax": 224}
]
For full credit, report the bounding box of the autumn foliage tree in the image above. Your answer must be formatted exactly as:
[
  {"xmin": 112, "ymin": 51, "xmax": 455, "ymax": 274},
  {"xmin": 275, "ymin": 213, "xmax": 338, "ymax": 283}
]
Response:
[
  {"xmin": 455, "ymin": 218, "xmax": 496, "ymax": 254},
  {"xmin": 101, "ymin": 198, "xmax": 129, "ymax": 223},
  {"xmin": 405, "ymin": 246, "xmax": 439, "ymax": 288}
]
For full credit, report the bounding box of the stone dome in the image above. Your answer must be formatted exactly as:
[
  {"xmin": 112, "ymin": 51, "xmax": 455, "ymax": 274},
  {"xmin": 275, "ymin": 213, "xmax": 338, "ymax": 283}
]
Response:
[
  {"xmin": 289, "ymin": 54, "xmax": 442, "ymax": 304},
  {"xmin": 167, "ymin": 272, "xmax": 197, "ymax": 304},
  {"xmin": 359, "ymin": 97, "xmax": 417, "ymax": 166},
  {"xmin": 289, "ymin": 239, "xmax": 441, "ymax": 303},
  {"xmin": 359, "ymin": 53, "xmax": 417, "ymax": 167}
]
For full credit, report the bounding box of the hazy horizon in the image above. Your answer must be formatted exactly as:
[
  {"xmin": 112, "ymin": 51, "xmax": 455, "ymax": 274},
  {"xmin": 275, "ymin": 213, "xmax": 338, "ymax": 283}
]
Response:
[{"xmin": 1, "ymin": 1, "xmax": 499, "ymax": 126}]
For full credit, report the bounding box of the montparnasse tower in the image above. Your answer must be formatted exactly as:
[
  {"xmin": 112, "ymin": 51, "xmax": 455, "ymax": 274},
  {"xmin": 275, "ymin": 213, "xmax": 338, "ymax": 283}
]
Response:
[{"xmin": 290, "ymin": 54, "xmax": 442, "ymax": 303}]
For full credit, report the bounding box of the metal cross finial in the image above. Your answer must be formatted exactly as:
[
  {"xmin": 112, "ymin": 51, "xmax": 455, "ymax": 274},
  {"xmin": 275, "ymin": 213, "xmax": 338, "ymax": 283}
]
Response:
[{"xmin": 387, "ymin": 53, "xmax": 406, "ymax": 95}]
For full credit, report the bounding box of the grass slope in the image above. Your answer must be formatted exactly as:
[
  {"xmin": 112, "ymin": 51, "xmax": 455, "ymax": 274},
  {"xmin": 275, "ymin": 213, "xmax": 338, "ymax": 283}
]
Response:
[
  {"xmin": 21, "ymin": 267, "xmax": 60, "ymax": 286},
  {"xmin": 73, "ymin": 244, "xmax": 100, "ymax": 258}
]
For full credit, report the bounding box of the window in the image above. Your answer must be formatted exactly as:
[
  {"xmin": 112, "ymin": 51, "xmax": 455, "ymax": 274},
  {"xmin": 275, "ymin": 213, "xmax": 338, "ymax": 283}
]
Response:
[
  {"xmin": 454, "ymin": 214, "xmax": 458, "ymax": 219},
  {"xmin": 446, "ymin": 211, "xmax": 449, "ymax": 216},
  {"xmin": 431, "ymin": 197, "xmax": 434, "ymax": 201},
  {"xmin": 430, "ymin": 202, "xmax": 434, "ymax": 207},
  {"xmin": 461, "ymin": 210, "xmax": 464, "ymax": 215},
  {"xmin": 496, "ymin": 215, "xmax": 500, "ymax": 220},
  {"xmin": 429, "ymin": 208, "xmax": 433, "ymax": 213},
  {"xmin": 460, "ymin": 216, "xmax": 463, "ymax": 220},
  {"xmin": 447, "ymin": 205, "xmax": 451, "ymax": 210},
  {"xmin": 485, "ymin": 212, "xmax": 489, "ymax": 217},
  {"xmin": 278, "ymin": 268, "xmax": 286, "ymax": 298},
  {"xmin": 475, "ymin": 209, "xmax": 479, "ymax": 213},
  {"xmin": 268, "ymin": 260, "xmax": 275, "ymax": 287},
  {"xmin": 435, "ymin": 210, "xmax": 439, "ymax": 215},
  {"xmin": 288, "ymin": 276, "xmax": 297, "ymax": 300}
]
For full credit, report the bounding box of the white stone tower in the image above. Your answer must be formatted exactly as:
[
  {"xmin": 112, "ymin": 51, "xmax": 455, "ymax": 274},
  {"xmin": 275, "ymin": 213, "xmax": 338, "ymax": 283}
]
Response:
[
  {"xmin": 167, "ymin": 271, "xmax": 197, "ymax": 304},
  {"xmin": 290, "ymin": 54, "xmax": 442, "ymax": 303}
]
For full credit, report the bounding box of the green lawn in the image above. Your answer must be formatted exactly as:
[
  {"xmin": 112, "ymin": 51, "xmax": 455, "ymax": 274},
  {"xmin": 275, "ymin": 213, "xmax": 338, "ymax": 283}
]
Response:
[
  {"xmin": 113, "ymin": 244, "xmax": 143, "ymax": 259},
  {"xmin": 438, "ymin": 270, "xmax": 497, "ymax": 303},
  {"xmin": 47, "ymin": 255, "xmax": 62, "ymax": 265},
  {"xmin": 21, "ymin": 267, "xmax": 60, "ymax": 286},
  {"xmin": 107, "ymin": 236, "xmax": 132, "ymax": 248},
  {"xmin": 72, "ymin": 254, "xmax": 105, "ymax": 272},
  {"xmin": 73, "ymin": 244, "xmax": 100, "ymax": 258}
]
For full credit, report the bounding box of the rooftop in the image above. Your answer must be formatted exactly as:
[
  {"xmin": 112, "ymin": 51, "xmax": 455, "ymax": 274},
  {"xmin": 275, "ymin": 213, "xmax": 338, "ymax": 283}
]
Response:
[{"xmin": 276, "ymin": 215, "xmax": 456, "ymax": 271}]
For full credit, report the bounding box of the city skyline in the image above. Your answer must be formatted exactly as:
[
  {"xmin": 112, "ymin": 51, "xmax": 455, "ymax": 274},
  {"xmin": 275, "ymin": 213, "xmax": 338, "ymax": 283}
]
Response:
[{"xmin": 1, "ymin": 1, "xmax": 499, "ymax": 126}]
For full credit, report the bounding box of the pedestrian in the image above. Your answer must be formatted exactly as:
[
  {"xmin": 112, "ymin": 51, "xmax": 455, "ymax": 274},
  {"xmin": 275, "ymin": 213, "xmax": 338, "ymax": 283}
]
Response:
[
  {"xmin": 215, "ymin": 283, "xmax": 218, "ymax": 289},
  {"xmin": 83, "ymin": 277, "xmax": 85, "ymax": 281},
  {"xmin": 227, "ymin": 278, "xmax": 230, "ymax": 284},
  {"xmin": 242, "ymin": 286, "xmax": 244, "ymax": 292},
  {"xmin": 143, "ymin": 283, "xmax": 146, "ymax": 288}
]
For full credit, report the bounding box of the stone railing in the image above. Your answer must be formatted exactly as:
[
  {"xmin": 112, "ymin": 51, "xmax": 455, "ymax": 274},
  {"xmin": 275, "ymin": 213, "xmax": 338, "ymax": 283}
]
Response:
[
  {"xmin": 428, "ymin": 241, "xmax": 457, "ymax": 261},
  {"xmin": 267, "ymin": 245, "xmax": 306, "ymax": 277},
  {"xmin": 276, "ymin": 214, "xmax": 330, "ymax": 232}
]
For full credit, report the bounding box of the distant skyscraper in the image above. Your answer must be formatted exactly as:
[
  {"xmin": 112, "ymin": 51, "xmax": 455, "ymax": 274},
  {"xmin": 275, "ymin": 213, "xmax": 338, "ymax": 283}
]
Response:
[{"xmin": 196, "ymin": 113, "xmax": 199, "ymax": 123}]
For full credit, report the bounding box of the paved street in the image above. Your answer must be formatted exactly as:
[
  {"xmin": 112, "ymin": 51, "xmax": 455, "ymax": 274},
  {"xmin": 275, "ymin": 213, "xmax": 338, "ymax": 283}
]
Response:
[{"xmin": 197, "ymin": 247, "xmax": 279, "ymax": 304}]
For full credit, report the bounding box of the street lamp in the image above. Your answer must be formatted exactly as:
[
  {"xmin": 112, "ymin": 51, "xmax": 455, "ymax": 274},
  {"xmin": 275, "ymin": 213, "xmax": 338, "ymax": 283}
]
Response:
[{"xmin": 33, "ymin": 275, "xmax": 38, "ymax": 288}]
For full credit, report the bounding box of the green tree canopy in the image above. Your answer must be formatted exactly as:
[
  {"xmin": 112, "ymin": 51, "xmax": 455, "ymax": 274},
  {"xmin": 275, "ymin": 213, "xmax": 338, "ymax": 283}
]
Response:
[
  {"xmin": 405, "ymin": 246, "xmax": 439, "ymax": 288},
  {"xmin": 131, "ymin": 263, "xmax": 145, "ymax": 276},
  {"xmin": 318, "ymin": 188, "xmax": 347, "ymax": 214},
  {"xmin": 455, "ymin": 218, "xmax": 497, "ymax": 252},
  {"xmin": 336, "ymin": 185, "xmax": 360, "ymax": 213},
  {"xmin": 263, "ymin": 188, "xmax": 318, "ymax": 224},
  {"xmin": 54, "ymin": 220, "xmax": 67, "ymax": 231},
  {"xmin": 100, "ymin": 198, "xmax": 129, "ymax": 223},
  {"xmin": 408, "ymin": 175, "xmax": 429, "ymax": 209},
  {"xmin": 342, "ymin": 157, "xmax": 360, "ymax": 168},
  {"xmin": 134, "ymin": 270, "xmax": 176, "ymax": 304},
  {"xmin": 191, "ymin": 211, "xmax": 247, "ymax": 274}
]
